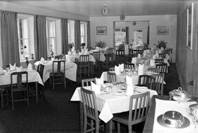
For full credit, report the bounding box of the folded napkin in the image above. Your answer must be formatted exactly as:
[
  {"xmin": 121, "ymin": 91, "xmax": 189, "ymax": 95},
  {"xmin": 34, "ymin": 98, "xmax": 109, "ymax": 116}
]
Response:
[
  {"xmin": 9, "ymin": 63, "xmax": 16, "ymax": 71},
  {"xmin": 16, "ymin": 66, "xmax": 22, "ymax": 72},
  {"xmin": 68, "ymin": 51, "xmax": 72, "ymax": 56},
  {"xmin": 150, "ymin": 59, "xmax": 156, "ymax": 66},
  {"xmin": 138, "ymin": 54, "xmax": 142, "ymax": 58},
  {"xmin": 95, "ymin": 78, "xmax": 104, "ymax": 86},
  {"xmin": 126, "ymin": 75, "xmax": 134, "ymax": 96},
  {"xmin": 119, "ymin": 63, "xmax": 124, "ymax": 72},
  {"xmin": 115, "ymin": 65, "xmax": 121, "ymax": 75},
  {"xmin": 0, "ymin": 66, "xmax": 4, "ymax": 75},
  {"xmin": 138, "ymin": 64, "xmax": 144, "ymax": 75},
  {"xmin": 91, "ymin": 81, "xmax": 101, "ymax": 95},
  {"xmin": 131, "ymin": 57, "xmax": 137, "ymax": 64},
  {"xmin": 40, "ymin": 57, "xmax": 45, "ymax": 64},
  {"xmin": 27, "ymin": 63, "xmax": 33, "ymax": 71}
]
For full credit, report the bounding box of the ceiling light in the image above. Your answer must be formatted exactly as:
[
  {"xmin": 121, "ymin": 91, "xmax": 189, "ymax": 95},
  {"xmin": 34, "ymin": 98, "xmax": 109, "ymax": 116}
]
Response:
[
  {"xmin": 120, "ymin": 12, "xmax": 125, "ymax": 21},
  {"xmin": 102, "ymin": 4, "xmax": 109, "ymax": 16}
]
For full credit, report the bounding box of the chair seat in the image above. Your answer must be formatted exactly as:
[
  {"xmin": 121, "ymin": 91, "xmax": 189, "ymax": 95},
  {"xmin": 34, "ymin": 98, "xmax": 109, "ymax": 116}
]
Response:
[
  {"xmin": 12, "ymin": 86, "xmax": 28, "ymax": 92},
  {"xmin": 50, "ymin": 72, "xmax": 65, "ymax": 76},
  {"xmin": 113, "ymin": 112, "xmax": 129, "ymax": 123}
]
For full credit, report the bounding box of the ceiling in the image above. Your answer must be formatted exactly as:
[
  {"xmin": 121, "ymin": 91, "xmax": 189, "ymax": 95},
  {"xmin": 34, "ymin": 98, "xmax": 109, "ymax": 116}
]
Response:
[{"xmin": 2, "ymin": 0, "xmax": 190, "ymax": 17}]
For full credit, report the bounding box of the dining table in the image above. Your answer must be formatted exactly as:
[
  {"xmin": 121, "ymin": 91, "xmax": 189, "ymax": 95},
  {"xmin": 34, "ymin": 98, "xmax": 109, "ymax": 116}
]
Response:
[
  {"xmin": 70, "ymin": 83, "xmax": 158, "ymax": 133},
  {"xmin": 143, "ymin": 95, "xmax": 198, "ymax": 133},
  {"xmin": 0, "ymin": 69, "xmax": 44, "ymax": 103},
  {"xmin": 35, "ymin": 60, "xmax": 77, "ymax": 82}
]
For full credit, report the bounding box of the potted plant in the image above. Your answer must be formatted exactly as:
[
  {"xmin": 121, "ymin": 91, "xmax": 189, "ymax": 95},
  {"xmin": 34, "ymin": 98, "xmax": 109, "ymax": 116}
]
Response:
[
  {"xmin": 95, "ymin": 41, "xmax": 106, "ymax": 48},
  {"xmin": 154, "ymin": 40, "xmax": 167, "ymax": 49}
]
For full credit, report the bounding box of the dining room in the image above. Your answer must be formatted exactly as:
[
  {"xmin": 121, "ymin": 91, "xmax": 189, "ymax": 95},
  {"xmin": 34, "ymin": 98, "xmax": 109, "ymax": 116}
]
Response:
[{"xmin": 0, "ymin": 0, "xmax": 198, "ymax": 133}]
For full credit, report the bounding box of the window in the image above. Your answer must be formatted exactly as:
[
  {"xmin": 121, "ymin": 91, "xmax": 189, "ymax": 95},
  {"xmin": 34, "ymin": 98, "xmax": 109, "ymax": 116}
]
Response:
[
  {"xmin": 46, "ymin": 19, "xmax": 56, "ymax": 56},
  {"xmin": 80, "ymin": 22, "xmax": 87, "ymax": 45},
  {"xmin": 17, "ymin": 14, "xmax": 34, "ymax": 61},
  {"xmin": 46, "ymin": 18, "xmax": 61, "ymax": 56}
]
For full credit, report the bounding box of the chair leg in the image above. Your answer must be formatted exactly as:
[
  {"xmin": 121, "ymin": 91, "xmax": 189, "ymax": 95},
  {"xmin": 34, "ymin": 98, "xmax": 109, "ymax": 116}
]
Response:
[
  {"xmin": 53, "ymin": 76, "xmax": 55, "ymax": 90},
  {"xmin": 11, "ymin": 91, "xmax": 14, "ymax": 110},
  {"xmin": 1, "ymin": 90, "xmax": 3, "ymax": 108},
  {"xmin": 26, "ymin": 90, "xmax": 29, "ymax": 107},
  {"xmin": 117, "ymin": 122, "xmax": 121, "ymax": 133},
  {"xmin": 63, "ymin": 77, "xmax": 66, "ymax": 88},
  {"xmin": 128, "ymin": 125, "xmax": 132, "ymax": 133}
]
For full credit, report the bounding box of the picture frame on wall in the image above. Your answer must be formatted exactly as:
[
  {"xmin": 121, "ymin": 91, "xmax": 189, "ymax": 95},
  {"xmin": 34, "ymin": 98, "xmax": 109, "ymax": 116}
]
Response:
[
  {"xmin": 157, "ymin": 26, "xmax": 169, "ymax": 35},
  {"xmin": 186, "ymin": 3, "xmax": 194, "ymax": 50},
  {"xmin": 96, "ymin": 26, "xmax": 107, "ymax": 35}
]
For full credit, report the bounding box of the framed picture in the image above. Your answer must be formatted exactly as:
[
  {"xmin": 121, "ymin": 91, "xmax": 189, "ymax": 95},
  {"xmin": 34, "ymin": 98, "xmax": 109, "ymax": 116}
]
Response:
[
  {"xmin": 186, "ymin": 3, "xmax": 194, "ymax": 50},
  {"xmin": 157, "ymin": 26, "xmax": 169, "ymax": 35},
  {"xmin": 96, "ymin": 26, "xmax": 107, "ymax": 35}
]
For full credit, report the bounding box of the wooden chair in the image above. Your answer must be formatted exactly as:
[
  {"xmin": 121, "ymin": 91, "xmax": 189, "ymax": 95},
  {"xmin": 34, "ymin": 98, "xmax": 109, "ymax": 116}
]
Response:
[
  {"xmin": 105, "ymin": 48, "xmax": 114, "ymax": 65},
  {"xmin": 159, "ymin": 53, "xmax": 166, "ymax": 59},
  {"xmin": 107, "ymin": 72, "xmax": 117, "ymax": 83},
  {"xmin": 113, "ymin": 92, "xmax": 150, "ymax": 133},
  {"xmin": 50, "ymin": 60, "xmax": 66, "ymax": 90},
  {"xmin": 147, "ymin": 67, "xmax": 160, "ymax": 73},
  {"xmin": 116, "ymin": 49, "xmax": 124, "ymax": 56},
  {"xmin": 137, "ymin": 75, "xmax": 155, "ymax": 89},
  {"xmin": 132, "ymin": 49, "xmax": 143, "ymax": 57},
  {"xmin": 10, "ymin": 71, "xmax": 29, "ymax": 110},
  {"xmin": 80, "ymin": 87, "xmax": 105, "ymax": 133},
  {"xmin": 151, "ymin": 73, "xmax": 165, "ymax": 95},
  {"xmin": 124, "ymin": 63, "xmax": 135, "ymax": 70},
  {"xmin": 154, "ymin": 58, "xmax": 164, "ymax": 64},
  {"xmin": 77, "ymin": 55, "xmax": 90, "ymax": 77},
  {"xmin": 156, "ymin": 63, "xmax": 168, "ymax": 73},
  {"xmin": 81, "ymin": 78, "xmax": 95, "ymax": 87},
  {"xmin": 92, "ymin": 51, "xmax": 101, "ymax": 70}
]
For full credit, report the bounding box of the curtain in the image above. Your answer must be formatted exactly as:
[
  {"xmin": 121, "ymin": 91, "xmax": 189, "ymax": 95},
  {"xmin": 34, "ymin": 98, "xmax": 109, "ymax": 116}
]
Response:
[
  {"xmin": 1, "ymin": 11, "xmax": 20, "ymax": 67},
  {"xmin": 34, "ymin": 15, "xmax": 47, "ymax": 61},
  {"xmin": 87, "ymin": 21, "xmax": 91, "ymax": 48},
  {"xmin": 125, "ymin": 27, "xmax": 129, "ymax": 44},
  {"xmin": 74, "ymin": 20, "xmax": 81, "ymax": 51},
  {"xmin": 61, "ymin": 18, "xmax": 68, "ymax": 54},
  {"xmin": 147, "ymin": 26, "xmax": 150, "ymax": 44}
]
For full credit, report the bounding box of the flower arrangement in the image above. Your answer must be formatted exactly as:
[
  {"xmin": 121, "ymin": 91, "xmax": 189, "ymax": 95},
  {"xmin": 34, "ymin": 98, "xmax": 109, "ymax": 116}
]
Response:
[
  {"xmin": 95, "ymin": 41, "xmax": 106, "ymax": 48},
  {"xmin": 154, "ymin": 40, "xmax": 167, "ymax": 49}
]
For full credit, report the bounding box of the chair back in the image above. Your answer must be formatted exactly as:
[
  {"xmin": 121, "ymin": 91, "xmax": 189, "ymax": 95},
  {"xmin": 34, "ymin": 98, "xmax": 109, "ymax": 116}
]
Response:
[
  {"xmin": 156, "ymin": 63, "xmax": 168, "ymax": 73},
  {"xmin": 151, "ymin": 73, "xmax": 164, "ymax": 95},
  {"xmin": 147, "ymin": 67, "xmax": 160, "ymax": 73},
  {"xmin": 107, "ymin": 72, "xmax": 117, "ymax": 83},
  {"xmin": 82, "ymin": 78, "xmax": 95, "ymax": 87},
  {"xmin": 79, "ymin": 55, "xmax": 90, "ymax": 63},
  {"xmin": 159, "ymin": 53, "xmax": 166, "ymax": 59},
  {"xmin": 52, "ymin": 60, "xmax": 65, "ymax": 74},
  {"xmin": 132, "ymin": 49, "xmax": 143, "ymax": 57},
  {"xmin": 137, "ymin": 75, "xmax": 155, "ymax": 89},
  {"xmin": 109, "ymin": 67, "xmax": 115, "ymax": 71},
  {"xmin": 116, "ymin": 49, "xmax": 124, "ymax": 56},
  {"xmin": 124, "ymin": 63, "xmax": 135, "ymax": 70},
  {"xmin": 11, "ymin": 71, "xmax": 28, "ymax": 90},
  {"xmin": 128, "ymin": 92, "xmax": 150, "ymax": 124},
  {"xmin": 37, "ymin": 64, "xmax": 44, "ymax": 80},
  {"xmin": 154, "ymin": 58, "xmax": 164, "ymax": 64},
  {"xmin": 80, "ymin": 87, "xmax": 99, "ymax": 122}
]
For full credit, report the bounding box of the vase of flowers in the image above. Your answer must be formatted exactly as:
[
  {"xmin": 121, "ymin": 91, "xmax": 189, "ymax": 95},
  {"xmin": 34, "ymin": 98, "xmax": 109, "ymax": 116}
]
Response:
[
  {"xmin": 154, "ymin": 40, "xmax": 167, "ymax": 49},
  {"xmin": 95, "ymin": 41, "xmax": 106, "ymax": 48}
]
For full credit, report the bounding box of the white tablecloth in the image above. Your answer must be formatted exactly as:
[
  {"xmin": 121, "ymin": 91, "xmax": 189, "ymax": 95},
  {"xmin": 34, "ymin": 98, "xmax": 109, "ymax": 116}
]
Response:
[
  {"xmin": 35, "ymin": 60, "xmax": 77, "ymax": 82},
  {"xmin": 153, "ymin": 99, "xmax": 198, "ymax": 133},
  {"xmin": 70, "ymin": 85, "xmax": 157, "ymax": 123},
  {"xmin": 0, "ymin": 70, "xmax": 44, "ymax": 86}
]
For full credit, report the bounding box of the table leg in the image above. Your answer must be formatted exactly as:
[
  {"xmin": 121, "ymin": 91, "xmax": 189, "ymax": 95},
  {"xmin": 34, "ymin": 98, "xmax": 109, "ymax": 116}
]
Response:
[
  {"xmin": 106, "ymin": 120, "xmax": 113, "ymax": 133},
  {"xmin": 35, "ymin": 82, "xmax": 38, "ymax": 103}
]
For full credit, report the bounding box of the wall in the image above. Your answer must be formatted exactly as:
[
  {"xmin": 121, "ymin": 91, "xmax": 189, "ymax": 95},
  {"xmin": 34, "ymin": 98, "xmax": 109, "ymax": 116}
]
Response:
[
  {"xmin": 90, "ymin": 15, "xmax": 177, "ymax": 62},
  {"xmin": 176, "ymin": 1, "xmax": 198, "ymax": 97}
]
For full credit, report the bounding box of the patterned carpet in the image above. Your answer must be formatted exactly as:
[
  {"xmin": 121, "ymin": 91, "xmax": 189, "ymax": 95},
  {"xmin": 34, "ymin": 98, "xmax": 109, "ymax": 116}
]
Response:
[{"xmin": 0, "ymin": 56, "xmax": 180, "ymax": 133}]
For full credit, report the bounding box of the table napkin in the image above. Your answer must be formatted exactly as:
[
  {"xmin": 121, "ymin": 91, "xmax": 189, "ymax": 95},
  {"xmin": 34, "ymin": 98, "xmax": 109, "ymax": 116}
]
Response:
[
  {"xmin": 0, "ymin": 66, "xmax": 4, "ymax": 75},
  {"xmin": 153, "ymin": 99, "xmax": 198, "ymax": 133},
  {"xmin": 95, "ymin": 77, "xmax": 104, "ymax": 85},
  {"xmin": 126, "ymin": 75, "xmax": 134, "ymax": 96},
  {"xmin": 150, "ymin": 59, "xmax": 156, "ymax": 66},
  {"xmin": 138, "ymin": 53, "xmax": 142, "ymax": 58},
  {"xmin": 9, "ymin": 63, "xmax": 16, "ymax": 71},
  {"xmin": 91, "ymin": 81, "xmax": 101, "ymax": 95},
  {"xmin": 138, "ymin": 64, "xmax": 144, "ymax": 75},
  {"xmin": 40, "ymin": 57, "xmax": 45, "ymax": 64},
  {"xmin": 115, "ymin": 65, "xmax": 121, "ymax": 75},
  {"xmin": 131, "ymin": 57, "xmax": 137, "ymax": 64},
  {"xmin": 27, "ymin": 63, "xmax": 33, "ymax": 71},
  {"xmin": 119, "ymin": 63, "xmax": 124, "ymax": 72},
  {"xmin": 16, "ymin": 66, "xmax": 22, "ymax": 72}
]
